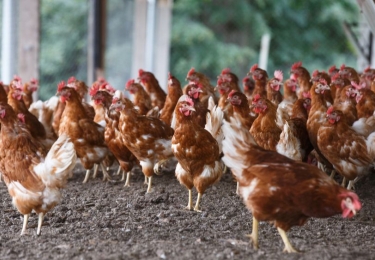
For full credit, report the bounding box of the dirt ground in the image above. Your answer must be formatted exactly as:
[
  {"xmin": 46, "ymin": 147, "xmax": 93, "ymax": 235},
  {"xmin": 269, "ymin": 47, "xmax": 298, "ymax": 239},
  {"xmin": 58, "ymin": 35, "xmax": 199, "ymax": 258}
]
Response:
[{"xmin": 1, "ymin": 163, "xmax": 375, "ymax": 260}]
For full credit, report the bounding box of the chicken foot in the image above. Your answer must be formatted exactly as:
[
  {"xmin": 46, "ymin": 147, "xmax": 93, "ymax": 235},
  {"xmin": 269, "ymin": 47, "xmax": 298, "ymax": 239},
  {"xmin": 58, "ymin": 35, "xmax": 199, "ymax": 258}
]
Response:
[
  {"xmin": 185, "ymin": 189, "xmax": 193, "ymax": 210},
  {"xmin": 246, "ymin": 216, "xmax": 259, "ymax": 249},
  {"xmin": 277, "ymin": 227, "xmax": 299, "ymax": 253},
  {"xmin": 21, "ymin": 214, "xmax": 29, "ymax": 235},
  {"xmin": 194, "ymin": 193, "xmax": 202, "ymax": 212},
  {"xmin": 124, "ymin": 171, "xmax": 131, "ymax": 187},
  {"xmin": 92, "ymin": 164, "xmax": 100, "ymax": 179},
  {"xmin": 37, "ymin": 213, "xmax": 44, "ymax": 236}
]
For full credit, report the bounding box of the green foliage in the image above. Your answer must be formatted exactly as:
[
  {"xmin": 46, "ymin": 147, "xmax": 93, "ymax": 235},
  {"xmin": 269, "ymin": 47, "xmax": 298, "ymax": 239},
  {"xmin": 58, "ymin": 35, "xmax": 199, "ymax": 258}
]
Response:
[
  {"xmin": 39, "ymin": 0, "xmax": 88, "ymax": 100},
  {"xmin": 171, "ymin": 0, "xmax": 359, "ymax": 85}
]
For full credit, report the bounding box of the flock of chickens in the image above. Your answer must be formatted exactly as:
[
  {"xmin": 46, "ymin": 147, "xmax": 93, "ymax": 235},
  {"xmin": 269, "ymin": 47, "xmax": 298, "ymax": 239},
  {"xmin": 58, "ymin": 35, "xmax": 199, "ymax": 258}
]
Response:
[{"xmin": 0, "ymin": 62, "xmax": 374, "ymax": 253}]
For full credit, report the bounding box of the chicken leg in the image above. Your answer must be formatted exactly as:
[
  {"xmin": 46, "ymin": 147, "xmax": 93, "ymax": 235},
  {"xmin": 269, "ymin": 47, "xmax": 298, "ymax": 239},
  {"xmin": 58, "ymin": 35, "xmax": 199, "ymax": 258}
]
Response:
[
  {"xmin": 124, "ymin": 171, "xmax": 131, "ymax": 187},
  {"xmin": 21, "ymin": 214, "xmax": 29, "ymax": 235},
  {"xmin": 37, "ymin": 213, "xmax": 44, "ymax": 236},
  {"xmin": 246, "ymin": 216, "xmax": 259, "ymax": 249},
  {"xmin": 185, "ymin": 189, "xmax": 193, "ymax": 210},
  {"xmin": 144, "ymin": 176, "xmax": 148, "ymax": 185},
  {"xmin": 83, "ymin": 169, "xmax": 91, "ymax": 183},
  {"xmin": 100, "ymin": 163, "xmax": 112, "ymax": 181},
  {"xmin": 194, "ymin": 193, "xmax": 202, "ymax": 212},
  {"xmin": 92, "ymin": 164, "xmax": 100, "ymax": 178},
  {"xmin": 116, "ymin": 166, "xmax": 122, "ymax": 176},
  {"xmin": 146, "ymin": 176, "xmax": 153, "ymax": 193},
  {"xmin": 277, "ymin": 227, "xmax": 299, "ymax": 253}
]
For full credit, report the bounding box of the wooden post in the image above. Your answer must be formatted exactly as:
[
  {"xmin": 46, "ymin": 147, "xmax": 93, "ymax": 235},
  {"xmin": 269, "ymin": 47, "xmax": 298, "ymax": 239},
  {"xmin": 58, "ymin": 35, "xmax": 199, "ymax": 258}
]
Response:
[
  {"xmin": 88, "ymin": 0, "xmax": 106, "ymax": 87},
  {"xmin": 131, "ymin": 0, "xmax": 147, "ymax": 79}
]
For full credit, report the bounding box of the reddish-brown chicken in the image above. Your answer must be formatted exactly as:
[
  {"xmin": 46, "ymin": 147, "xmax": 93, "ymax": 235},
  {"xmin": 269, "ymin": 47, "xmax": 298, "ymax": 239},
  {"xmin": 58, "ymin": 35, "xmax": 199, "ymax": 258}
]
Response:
[
  {"xmin": 317, "ymin": 107, "xmax": 375, "ymax": 189},
  {"xmin": 90, "ymin": 86, "xmax": 139, "ymax": 186},
  {"xmin": 0, "ymin": 102, "xmax": 77, "ymax": 235},
  {"xmin": 110, "ymin": 90, "xmax": 174, "ymax": 193},
  {"xmin": 242, "ymin": 75, "xmax": 255, "ymax": 101},
  {"xmin": 247, "ymin": 64, "xmax": 268, "ymax": 99},
  {"xmin": 159, "ymin": 72, "xmax": 183, "ymax": 126},
  {"xmin": 266, "ymin": 70, "xmax": 283, "ymax": 106},
  {"xmin": 185, "ymin": 68, "xmax": 218, "ymax": 103},
  {"xmin": 290, "ymin": 61, "xmax": 312, "ymax": 99},
  {"xmin": 57, "ymin": 82, "xmax": 110, "ymax": 183},
  {"xmin": 339, "ymin": 64, "xmax": 360, "ymax": 84},
  {"xmin": 138, "ymin": 69, "xmax": 167, "ymax": 109},
  {"xmin": 221, "ymin": 114, "xmax": 362, "ymax": 252},
  {"xmin": 22, "ymin": 78, "xmax": 38, "ymax": 109},
  {"xmin": 125, "ymin": 79, "xmax": 152, "ymax": 115},
  {"xmin": 172, "ymin": 95, "xmax": 223, "ymax": 211},
  {"xmin": 249, "ymin": 94, "xmax": 281, "ymax": 151}
]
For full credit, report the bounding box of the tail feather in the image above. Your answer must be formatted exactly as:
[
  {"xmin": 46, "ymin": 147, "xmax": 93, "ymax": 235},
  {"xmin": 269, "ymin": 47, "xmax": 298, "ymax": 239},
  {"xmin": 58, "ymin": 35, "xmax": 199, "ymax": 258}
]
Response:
[
  {"xmin": 34, "ymin": 134, "xmax": 77, "ymax": 189},
  {"xmin": 205, "ymin": 97, "xmax": 224, "ymax": 153}
]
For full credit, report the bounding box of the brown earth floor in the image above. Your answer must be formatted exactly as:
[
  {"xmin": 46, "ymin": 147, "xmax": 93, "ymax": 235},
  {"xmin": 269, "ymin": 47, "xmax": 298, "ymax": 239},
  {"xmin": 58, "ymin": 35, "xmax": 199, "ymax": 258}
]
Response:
[{"xmin": 1, "ymin": 164, "xmax": 375, "ymax": 260}]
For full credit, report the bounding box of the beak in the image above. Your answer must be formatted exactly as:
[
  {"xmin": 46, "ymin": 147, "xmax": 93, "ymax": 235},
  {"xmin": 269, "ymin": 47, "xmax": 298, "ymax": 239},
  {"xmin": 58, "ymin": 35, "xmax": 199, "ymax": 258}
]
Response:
[{"xmin": 188, "ymin": 106, "xmax": 196, "ymax": 112}]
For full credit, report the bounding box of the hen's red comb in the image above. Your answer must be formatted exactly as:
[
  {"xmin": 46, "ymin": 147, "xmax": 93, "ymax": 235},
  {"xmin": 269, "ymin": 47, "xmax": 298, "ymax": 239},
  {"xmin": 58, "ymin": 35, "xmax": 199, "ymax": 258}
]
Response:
[
  {"xmin": 319, "ymin": 78, "xmax": 327, "ymax": 85},
  {"xmin": 250, "ymin": 64, "xmax": 258, "ymax": 72},
  {"xmin": 328, "ymin": 65, "xmax": 337, "ymax": 74},
  {"xmin": 252, "ymin": 93, "xmax": 261, "ymax": 103},
  {"xmin": 138, "ymin": 69, "xmax": 145, "ymax": 77},
  {"xmin": 312, "ymin": 70, "xmax": 319, "ymax": 77},
  {"xmin": 364, "ymin": 66, "xmax": 370, "ymax": 73},
  {"xmin": 228, "ymin": 90, "xmax": 237, "ymax": 98},
  {"xmin": 221, "ymin": 68, "xmax": 231, "ymax": 75},
  {"xmin": 242, "ymin": 76, "xmax": 250, "ymax": 83},
  {"xmin": 97, "ymin": 77, "xmax": 106, "ymax": 84},
  {"xmin": 340, "ymin": 64, "xmax": 346, "ymax": 71},
  {"xmin": 89, "ymin": 83, "xmax": 100, "ymax": 97},
  {"xmin": 291, "ymin": 61, "xmax": 302, "ymax": 70},
  {"xmin": 168, "ymin": 72, "xmax": 172, "ymax": 80},
  {"xmin": 101, "ymin": 83, "xmax": 115, "ymax": 94},
  {"xmin": 30, "ymin": 78, "xmax": 38, "ymax": 85},
  {"xmin": 67, "ymin": 76, "xmax": 76, "ymax": 84},
  {"xmin": 125, "ymin": 79, "xmax": 135, "ymax": 89},
  {"xmin": 13, "ymin": 75, "xmax": 21, "ymax": 82},
  {"xmin": 187, "ymin": 68, "xmax": 195, "ymax": 77},
  {"xmin": 351, "ymin": 81, "xmax": 361, "ymax": 89},
  {"xmin": 57, "ymin": 81, "xmax": 66, "ymax": 92},
  {"xmin": 274, "ymin": 70, "xmax": 283, "ymax": 82},
  {"xmin": 327, "ymin": 106, "xmax": 334, "ymax": 115}
]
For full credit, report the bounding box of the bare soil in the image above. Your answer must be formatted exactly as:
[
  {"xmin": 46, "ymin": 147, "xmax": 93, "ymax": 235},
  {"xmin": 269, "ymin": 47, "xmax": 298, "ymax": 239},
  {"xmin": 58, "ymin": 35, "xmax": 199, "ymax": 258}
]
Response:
[{"xmin": 1, "ymin": 164, "xmax": 375, "ymax": 260}]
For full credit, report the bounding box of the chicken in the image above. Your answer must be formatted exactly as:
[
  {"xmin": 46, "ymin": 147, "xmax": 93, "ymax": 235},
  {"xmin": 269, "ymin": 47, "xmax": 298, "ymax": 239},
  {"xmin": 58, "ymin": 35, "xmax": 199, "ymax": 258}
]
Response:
[
  {"xmin": 125, "ymin": 79, "xmax": 152, "ymax": 115},
  {"xmin": 0, "ymin": 102, "xmax": 77, "ymax": 235},
  {"xmin": 306, "ymin": 79, "xmax": 333, "ymax": 171},
  {"xmin": 275, "ymin": 77, "xmax": 298, "ymax": 128},
  {"xmin": 247, "ymin": 64, "xmax": 268, "ymax": 99},
  {"xmin": 7, "ymin": 77, "xmax": 49, "ymax": 147},
  {"xmin": 290, "ymin": 61, "xmax": 312, "ymax": 99},
  {"xmin": 227, "ymin": 90, "xmax": 255, "ymax": 131},
  {"xmin": 266, "ymin": 70, "xmax": 283, "ymax": 106},
  {"xmin": 351, "ymin": 83, "xmax": 375, "ymax": 137},
  {"xmin": 330, "ymin": 73, "xmax": 351, "ymax": 102},
  {"xmin": 242, "ymin": 75, "xmax": 255, "ymax": 101},
  {"xmin": 90, "ymin": 86, "xmax": 139, "ymax": 186},
  {"xmin": 172, "ymin": 95, "xmax": 223, "ymax": 211},
  {"xmin": 57, "ymin": 82, "xmax": 111, "ymax": 183},
  {"xmin": 317, "ymin": 107, "xmax": 375, "ymax": 189},
  {"xmin": 310, "ymin": 70, "xmax": 333, "ymax": 105},
  {"xmin": 159, "ymin": 72, "xmax": 183, "ymax": 126},
  {"xmin": 110, "ymin": 90, "xmax": 175, "ymax": 193},
  {"xmin": 276, "ymin": 97, "xmax": 313, "ymax": 162},
  {"xmin": 90, "ymin": 82, "xmax": 116, "ymax": 127},
  {"xmin": 180, "ymin": 83, "xmax": 209, "ymax": 128},
  {"xmin": 221, "ymin": 114, "xmax": 362, "ymax": 252},
  {"xmin": 328, "ymin": 65, "xmax": 339, "ymax": 78},
  {"xmin": 332, "ymin": 85, "xmax": 358, "ymax": 125},
  {"xmin": 185, "ymin": 68, "xmax": 218, "ymax": 104},
  {"xmin": 339, "ymin": 64, "xmax": 360, "ymax": 84},
  {"xmin": 22, "ymin": 78, "xmax": 38, "ymax": 109},
  {"xmin": 138, "ymin": 69, "xmax": 167, "ymax": 109},
  {"xmin": 52, "ymin": 77, "xmax": 95, "ymax": 136},
  {"xmin": 249, "ymin": 94, "xmax": 281, "ymax": 151}
]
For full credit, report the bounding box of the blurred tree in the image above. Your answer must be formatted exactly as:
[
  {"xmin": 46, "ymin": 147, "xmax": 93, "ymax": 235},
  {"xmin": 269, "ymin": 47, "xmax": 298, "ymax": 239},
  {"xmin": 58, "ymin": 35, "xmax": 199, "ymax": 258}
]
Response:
[
  {"xmin": 170, "ymin": 0, "xmax": 359, "ymax": 86},
  {"xmin": 39, "ymin": 0, "xmax": 88, "ymax": 100}
]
